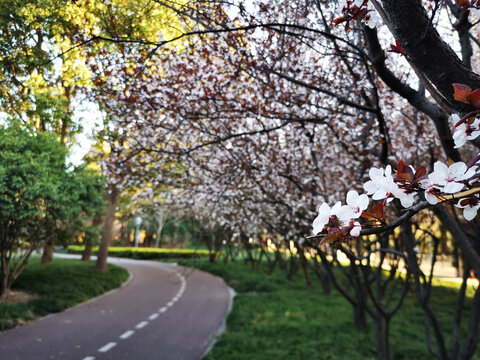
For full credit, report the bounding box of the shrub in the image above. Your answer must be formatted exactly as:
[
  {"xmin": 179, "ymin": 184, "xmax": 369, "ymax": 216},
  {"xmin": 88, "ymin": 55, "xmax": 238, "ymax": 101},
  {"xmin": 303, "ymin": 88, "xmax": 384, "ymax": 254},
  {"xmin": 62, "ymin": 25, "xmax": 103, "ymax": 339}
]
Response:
[{"xmin": 67, "ymin": 245, "xmax": 212, "ymax": 260}]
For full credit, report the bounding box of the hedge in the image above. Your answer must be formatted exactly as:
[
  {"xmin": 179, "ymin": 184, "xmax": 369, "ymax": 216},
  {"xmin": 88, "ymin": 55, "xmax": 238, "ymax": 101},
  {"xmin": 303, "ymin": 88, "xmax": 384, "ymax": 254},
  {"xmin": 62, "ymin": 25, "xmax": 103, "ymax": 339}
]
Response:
[{"xmin": 67, "ymin": 246, "xmax": 212, "ymax": 260}]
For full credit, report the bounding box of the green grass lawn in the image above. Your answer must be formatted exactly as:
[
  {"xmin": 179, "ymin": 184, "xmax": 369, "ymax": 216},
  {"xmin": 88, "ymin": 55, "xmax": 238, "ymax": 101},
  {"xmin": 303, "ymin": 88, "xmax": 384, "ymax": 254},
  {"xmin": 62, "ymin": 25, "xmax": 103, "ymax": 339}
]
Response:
[
  {"xmin": 179, "ymin": 259, "xmax": 479, "ymax": 360},
  {"xmin": 0, "ymin": 256, "xmax": 129, "ymax": 331}
]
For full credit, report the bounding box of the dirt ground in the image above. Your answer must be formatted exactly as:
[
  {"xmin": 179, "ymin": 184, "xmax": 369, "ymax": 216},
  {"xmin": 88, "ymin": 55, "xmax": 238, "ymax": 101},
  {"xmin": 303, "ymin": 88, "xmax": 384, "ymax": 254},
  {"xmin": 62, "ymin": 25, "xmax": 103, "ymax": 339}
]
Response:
[{"xmin": 0, "ymin": 290, "xmax": 37, "ymax": 304}]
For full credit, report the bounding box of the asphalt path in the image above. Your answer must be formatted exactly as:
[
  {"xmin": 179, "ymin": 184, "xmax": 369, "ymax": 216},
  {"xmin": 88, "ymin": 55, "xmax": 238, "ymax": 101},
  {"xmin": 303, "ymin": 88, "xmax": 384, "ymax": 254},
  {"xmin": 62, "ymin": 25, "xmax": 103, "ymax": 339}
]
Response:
[{"xmin": 0, "ymin": 256, "xmax": 233, "ymax": 360}]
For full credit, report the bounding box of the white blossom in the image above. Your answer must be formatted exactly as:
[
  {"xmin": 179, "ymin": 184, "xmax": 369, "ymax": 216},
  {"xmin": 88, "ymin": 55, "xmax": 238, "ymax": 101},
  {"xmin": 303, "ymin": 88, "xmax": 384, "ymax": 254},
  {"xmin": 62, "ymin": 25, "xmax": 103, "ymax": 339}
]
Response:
[
  {"xmin": 455, "ymin": 196, "xmax": 480, "ymax": 221},
  {"xmin": 312, "ymin": 203, "xmax": 330, "ymax": 235},
  {"xmin": 363, "ymin": 165, "xmax": 397, "ymax": 202},
  {"xmin": 312, "ymin": 201, "xmax": 342, "ymax": 235},
  {"xmin": 452, "ymin": 116, "xmax": 480, "ymax": 148},
  {"xmin": 428, "ymin": 161, "xmax": 475, "ymax": 194},
  {"xmin": 421, "ymin": 179, "xmax": 439, "ymax": 205},
  {"xmin": 350, "ymin": 221, "xmax": 362, "ymax": 237},
  {"xmin": 337, "ymin": 190, "xmax": 369, "ymax": 222}
]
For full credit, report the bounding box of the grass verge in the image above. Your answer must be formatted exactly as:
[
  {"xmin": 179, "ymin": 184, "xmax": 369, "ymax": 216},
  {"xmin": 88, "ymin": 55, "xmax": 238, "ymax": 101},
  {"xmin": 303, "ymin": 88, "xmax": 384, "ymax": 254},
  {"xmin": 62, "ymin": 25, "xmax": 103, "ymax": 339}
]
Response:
[
  {"xmin": 67, "ymin": 245, "xmax": 212, "ymax": 259},
  {"xmin": 0, "ymin": 257, "xmax": 129, "ymax": 331},
  {"xmin": 178, "ymin": 259, "xmax": 479, "ymax": 360}
]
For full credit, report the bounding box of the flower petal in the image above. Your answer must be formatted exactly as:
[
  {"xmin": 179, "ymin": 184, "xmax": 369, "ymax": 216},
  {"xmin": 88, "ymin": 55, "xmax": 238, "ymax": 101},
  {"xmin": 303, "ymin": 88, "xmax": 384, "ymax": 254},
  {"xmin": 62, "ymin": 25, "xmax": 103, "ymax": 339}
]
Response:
[
  {"xmin": 425, "ymin": 191, "xmax": 438, "ymax": 205},
  {"xmin": 350, "ymin": 222, "xmax": 361, "ymax": 237},
  {"xmin": 363, "ymin": 180, "xmax": 377, "ymax": 195},
  {"xmin": 346, "ymin": 190, "xmax": 358, "ymax": 205},
  {"xmin": 444, "ymin": 181, "xmax": 464, "ymax": 194},
  {"xmin": 464, "ymin": 206, "xmax": 478, "ymax": 221},
  {"xmin": 449, "ymin": 162, "xmax": 467, "ymax": 178},
  {"xmin": 331, "ymin": 201, "xmax": 342, "ymax": 216},
  {"xmin": 358, "ymin": 193, "xmax": 369, "ymax": 211}
]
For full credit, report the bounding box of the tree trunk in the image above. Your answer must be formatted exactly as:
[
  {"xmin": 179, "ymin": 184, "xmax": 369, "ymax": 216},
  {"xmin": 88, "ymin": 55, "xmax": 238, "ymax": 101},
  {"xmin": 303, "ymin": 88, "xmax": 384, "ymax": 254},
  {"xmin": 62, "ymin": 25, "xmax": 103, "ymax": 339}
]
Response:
[
  {"xmin": 95, "ymin": 188, "xmax": 121, "ymax": 271},
  {"xmin": 402, "ymin": 222, "xmax": 450, "ymax": 360},
  {"xmin": 41, "ymin": 240, "xmax": 54, "ymax": 265},
  {"xmin": 380, "ymin": 0, "xmax": 480, "ymax": 107},
  {"xmin": 153, "ymin": 209, "xmax": 166, "ymax": 248},
  {"xmin": 373, "ymin": 316, "xmax": 391, "ymax": 360},
  {"xmin": 83, "ymin": 214, "xmax": 104, "ymax": 261},
  {"xmin": 0, "ymin": 248, "xmax": 9, "ymax": 298},
  {"xmin": 81, "ymin": 238, "xmax": 93, "ymax": 261}
]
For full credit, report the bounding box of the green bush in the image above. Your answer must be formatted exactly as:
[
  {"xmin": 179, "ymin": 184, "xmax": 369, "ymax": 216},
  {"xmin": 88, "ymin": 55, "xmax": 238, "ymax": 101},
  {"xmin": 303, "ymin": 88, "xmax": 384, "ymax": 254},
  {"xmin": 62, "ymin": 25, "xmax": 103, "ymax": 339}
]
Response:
[{"xmin": 67, "ymin": 245, "xmax": 212, "ymax": 259}]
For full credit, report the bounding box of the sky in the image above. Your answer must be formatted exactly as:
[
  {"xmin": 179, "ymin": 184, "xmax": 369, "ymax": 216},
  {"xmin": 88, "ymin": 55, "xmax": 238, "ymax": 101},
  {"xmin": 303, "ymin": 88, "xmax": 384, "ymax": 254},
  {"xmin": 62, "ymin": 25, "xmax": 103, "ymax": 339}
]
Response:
[{"xmin": 69, "ymin": 99, "xmax": 102, "ymax": 166}]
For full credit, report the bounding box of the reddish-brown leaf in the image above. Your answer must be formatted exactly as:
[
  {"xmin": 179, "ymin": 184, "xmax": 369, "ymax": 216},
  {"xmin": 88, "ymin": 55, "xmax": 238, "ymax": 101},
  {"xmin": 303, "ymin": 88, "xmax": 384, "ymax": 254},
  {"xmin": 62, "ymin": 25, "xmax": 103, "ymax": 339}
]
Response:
[
  {"xmin": 387, "ymin": 40, "xmax": 404, "ymax": 55},
  {"xmin": 397, "ymin": 173, "xmax": 412, "ymax": 182},
  {"xmin": 457, "ymin": 0, "xmax": 471, "ymax": 6},
  {"xmin": 467, "ymin": 88, "xmax": 480, "ymax": 108},
  {"xmin": 414, "ymin": 166, "xmax": 427, "ymax": 180},
  {"xmin": 373, "ymin": 203, "xmax": 384, "ymax": 219},
  {"xmin": 361, "ymin": 211, "xmax": 377, "ymax": 221},
  {"xmin": 453, "ymin": 83, "xmax": 472, "ymax": 103},
  {"xmin": 333, "ymin": 16, "xmax": 348, "ymax": 26}
]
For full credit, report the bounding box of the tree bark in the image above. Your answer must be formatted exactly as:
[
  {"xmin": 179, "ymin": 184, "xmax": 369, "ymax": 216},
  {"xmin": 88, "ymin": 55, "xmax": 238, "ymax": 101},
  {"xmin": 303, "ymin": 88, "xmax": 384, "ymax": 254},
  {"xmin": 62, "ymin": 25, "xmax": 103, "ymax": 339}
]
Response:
[
  {"xmin": 0, "ymin": 248, "xmax": 9, "ymax": 298},
  {"xmin": 363, "ymin": 27, "xmax": 461, "ymax": 162},
  {"xmin": 95, "ymin": 187, "xmax": 121, "ymax": 271},
  {"xmin": 434, "ymin": 207, "xmax": 480, "ymax": 278},
  {"xmin": 380, "ymin": 0, "xmax": 480, "ymax": 111},
  {"xmin": 373, "ymin": 316, "xmax": 391, "ymax": 360},
  {"xmin": 81, "ymin": 238, "xmax": 93, "ymax": 262},
  {"xmin": 82, "ymin": 214, "xmax": 103, "ymax": 261},
  {"xmin": 41, "ymin": 240, "xmax": 54, "ymax": 265},
  {"xmin": 153, "ymin": 209, "xmax": 166, "ymax": 248},
  {"xmin": 401, "ymin": 221, "xmax": 450, "ymax": 360}
]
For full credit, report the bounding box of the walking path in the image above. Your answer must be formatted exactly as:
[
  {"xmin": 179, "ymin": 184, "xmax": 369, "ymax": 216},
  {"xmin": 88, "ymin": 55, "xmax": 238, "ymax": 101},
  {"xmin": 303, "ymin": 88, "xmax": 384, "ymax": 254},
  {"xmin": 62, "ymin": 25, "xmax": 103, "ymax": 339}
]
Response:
[{"xmin": 0, "ymin": 256, "xmax": 233, "ymax": 360}]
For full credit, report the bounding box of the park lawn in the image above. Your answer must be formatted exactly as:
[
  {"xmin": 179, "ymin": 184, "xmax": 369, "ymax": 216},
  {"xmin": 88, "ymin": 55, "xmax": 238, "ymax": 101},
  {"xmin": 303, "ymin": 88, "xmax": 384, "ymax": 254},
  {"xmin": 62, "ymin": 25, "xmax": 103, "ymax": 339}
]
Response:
[
  {"xmin": 0, "ymin": 256, "xmax": 129, "ymax": 331},
  {"xmin": 179, "ymin": 259, "xmax": 479, "ymax": 360}
]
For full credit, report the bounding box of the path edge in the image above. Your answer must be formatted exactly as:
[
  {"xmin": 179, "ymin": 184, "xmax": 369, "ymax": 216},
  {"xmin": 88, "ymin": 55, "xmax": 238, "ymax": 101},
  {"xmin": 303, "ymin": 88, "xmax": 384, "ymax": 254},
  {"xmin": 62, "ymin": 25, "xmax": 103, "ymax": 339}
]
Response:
[{"xmin": 202, "ymin": 279, "xmax": 236, "ymax": 358}]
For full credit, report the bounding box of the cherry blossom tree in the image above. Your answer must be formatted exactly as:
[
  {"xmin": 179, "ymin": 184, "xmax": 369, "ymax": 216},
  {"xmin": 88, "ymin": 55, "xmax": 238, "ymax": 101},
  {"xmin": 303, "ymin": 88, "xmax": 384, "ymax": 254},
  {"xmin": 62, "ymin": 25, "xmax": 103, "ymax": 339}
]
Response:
[{"xmin": 64, "ymin": 0, "xmax": 480, "ymax": 357}]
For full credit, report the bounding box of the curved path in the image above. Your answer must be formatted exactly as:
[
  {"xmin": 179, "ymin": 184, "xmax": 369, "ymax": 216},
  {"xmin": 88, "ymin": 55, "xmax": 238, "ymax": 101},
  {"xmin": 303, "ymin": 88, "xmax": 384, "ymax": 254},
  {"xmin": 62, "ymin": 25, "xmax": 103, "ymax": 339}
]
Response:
[{"xmin": 0, "ymin": 256, "xmax": 232, "ymax": 360}]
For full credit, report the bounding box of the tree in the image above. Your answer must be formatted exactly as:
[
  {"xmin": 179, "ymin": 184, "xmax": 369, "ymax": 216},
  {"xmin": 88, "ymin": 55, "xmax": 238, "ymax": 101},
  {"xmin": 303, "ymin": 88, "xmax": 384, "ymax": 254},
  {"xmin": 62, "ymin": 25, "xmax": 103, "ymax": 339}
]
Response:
[
  {"xmin": 0, "ymin": 123, "xmax": 67, "ymax": 296},
  {"xmin": 67, "ymin": 0, "xmax": 194, "ymax": 270},
  {"xmin": 41, "ymin": 166, "xmax": 106, "ymax": 264},
  {"xmin": 91, "ymin": 1, "xmax": 480, "ymax": 358},
  {"xmin": 35, "ymin": 0, "xmax": 480, "ymax": 357}
]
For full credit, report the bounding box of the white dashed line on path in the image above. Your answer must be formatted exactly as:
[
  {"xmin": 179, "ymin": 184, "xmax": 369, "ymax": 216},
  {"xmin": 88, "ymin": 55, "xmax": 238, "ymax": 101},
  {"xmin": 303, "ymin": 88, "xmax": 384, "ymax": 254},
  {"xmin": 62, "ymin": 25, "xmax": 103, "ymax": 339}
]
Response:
[
  {"xmin": 119, "ymin": 330, "xmax": 135, "ymax": 340},
  {"xmin": 135, "ymin": 321, "xmax": 149, "ymax": 329},
  {"xmin": 149, "ymin": 313, "xmax": 159, "ymax": 320},
  {"xmin": 159, "ymin": 306, "xmax": 167, "ymax": 313},
  {"xmin": 98, "ymin": 342, "xmax": 117, "ymax": 353},
  {"xmin": 82, "ymin": 357, "xmax": 95, "ymax": 360}
]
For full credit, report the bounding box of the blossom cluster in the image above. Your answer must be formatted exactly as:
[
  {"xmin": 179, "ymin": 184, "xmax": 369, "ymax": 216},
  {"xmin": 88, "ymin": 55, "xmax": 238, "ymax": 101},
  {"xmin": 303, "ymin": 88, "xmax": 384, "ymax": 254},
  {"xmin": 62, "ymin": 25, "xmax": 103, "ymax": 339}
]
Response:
[
  {"xmin": 333, "ymin": 0, "xmax": 380, "ymax": 30},
  {"xmin": 312, "ymin": 158, "xmax": 479, "ymax": 243},
  {"xmin": 312, "ymin": 84, "xmax": 480, "ymax": 244}
]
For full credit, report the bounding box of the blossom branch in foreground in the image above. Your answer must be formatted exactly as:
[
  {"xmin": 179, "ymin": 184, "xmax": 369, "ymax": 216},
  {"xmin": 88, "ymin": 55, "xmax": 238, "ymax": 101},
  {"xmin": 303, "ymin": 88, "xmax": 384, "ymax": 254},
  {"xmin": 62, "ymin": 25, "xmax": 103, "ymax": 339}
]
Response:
[{"xmin": 308, "ymin": 81, "xmax": 480, "ymax": 245}]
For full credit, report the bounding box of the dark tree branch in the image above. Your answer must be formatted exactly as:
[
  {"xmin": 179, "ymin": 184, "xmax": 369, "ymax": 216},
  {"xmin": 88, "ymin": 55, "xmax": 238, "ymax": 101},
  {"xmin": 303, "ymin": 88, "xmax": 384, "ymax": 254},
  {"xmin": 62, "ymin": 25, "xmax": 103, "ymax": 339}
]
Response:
[
  {"xmin": 380, "ymin": 0, "xmax": 480, "ymax": 113},
  {"xmin": 363, "ymin": 26, "xmax": 461, "ymax": 162}
]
